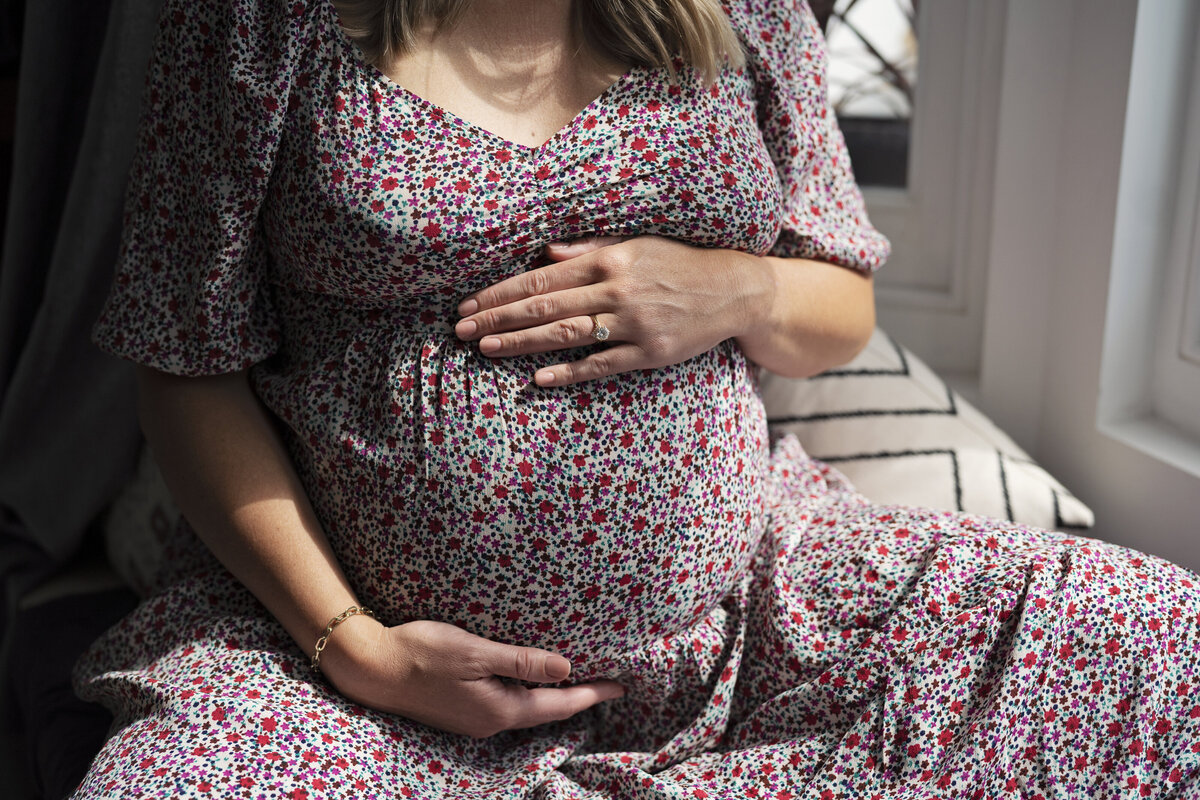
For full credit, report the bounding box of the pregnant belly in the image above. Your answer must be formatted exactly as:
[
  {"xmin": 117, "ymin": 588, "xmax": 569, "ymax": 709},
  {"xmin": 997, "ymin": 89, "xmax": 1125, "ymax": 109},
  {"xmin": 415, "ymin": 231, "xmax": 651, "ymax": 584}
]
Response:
[{"xmin": 270, "ymin": 333, "xmax": 770, "ymax": 665}]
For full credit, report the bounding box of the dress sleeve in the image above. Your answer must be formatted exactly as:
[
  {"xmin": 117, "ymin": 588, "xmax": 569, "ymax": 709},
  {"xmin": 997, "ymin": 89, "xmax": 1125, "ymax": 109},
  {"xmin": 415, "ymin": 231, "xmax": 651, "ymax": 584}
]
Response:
[
  {"xmin": 92, "ymin": 0, "xmax": 310, "ymax": 375},
  {"xmin": 725, "ymin": 0, "xmax": 890, "ymax": 271}
]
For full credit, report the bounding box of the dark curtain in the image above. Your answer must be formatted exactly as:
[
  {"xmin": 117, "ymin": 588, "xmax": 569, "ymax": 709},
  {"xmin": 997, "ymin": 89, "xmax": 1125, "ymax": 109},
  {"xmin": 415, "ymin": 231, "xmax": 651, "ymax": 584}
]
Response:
[{"xmin": 0, "ymin": 0, "xmax": 165, "ymax": 794}]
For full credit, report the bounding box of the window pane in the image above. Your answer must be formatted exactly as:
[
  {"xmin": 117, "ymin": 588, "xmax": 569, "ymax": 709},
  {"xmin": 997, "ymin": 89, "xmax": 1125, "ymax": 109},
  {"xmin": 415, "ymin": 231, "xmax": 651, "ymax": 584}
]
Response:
[{"xmin": 825, "ymin": 0, "xmax": 918, "ymax": 187}]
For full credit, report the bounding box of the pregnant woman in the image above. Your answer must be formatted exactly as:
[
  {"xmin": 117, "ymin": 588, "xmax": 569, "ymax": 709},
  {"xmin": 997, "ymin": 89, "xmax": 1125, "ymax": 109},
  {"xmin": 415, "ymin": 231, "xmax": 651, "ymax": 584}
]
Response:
[{"xmin": 74, "ymin": 0, "xmax": 1199, "ymax": 797}]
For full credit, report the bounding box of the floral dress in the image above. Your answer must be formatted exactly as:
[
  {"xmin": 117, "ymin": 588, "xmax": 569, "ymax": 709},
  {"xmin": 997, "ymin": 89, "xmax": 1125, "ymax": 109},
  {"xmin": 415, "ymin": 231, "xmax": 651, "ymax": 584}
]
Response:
[{"xmin": 75, "ymin": 0, "xmax": 1200, "ymax": 797}]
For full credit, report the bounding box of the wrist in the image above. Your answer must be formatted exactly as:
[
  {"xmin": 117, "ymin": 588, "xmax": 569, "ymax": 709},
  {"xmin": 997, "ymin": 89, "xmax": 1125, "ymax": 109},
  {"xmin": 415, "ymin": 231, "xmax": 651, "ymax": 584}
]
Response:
[
  {"xmin": 725, "ymin": 250, "xmax": 779, "ymax": 342},
  {"xmin": 312, "ymin": 611, "xmax": 385, "ymax": 684}
]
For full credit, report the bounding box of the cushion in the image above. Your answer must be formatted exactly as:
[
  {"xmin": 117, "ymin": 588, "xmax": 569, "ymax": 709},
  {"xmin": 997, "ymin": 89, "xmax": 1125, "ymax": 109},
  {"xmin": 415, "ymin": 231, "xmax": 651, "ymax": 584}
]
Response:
[{"xmin": 760, "ymin": 328, "xmax": 1095, "ymax": 530}]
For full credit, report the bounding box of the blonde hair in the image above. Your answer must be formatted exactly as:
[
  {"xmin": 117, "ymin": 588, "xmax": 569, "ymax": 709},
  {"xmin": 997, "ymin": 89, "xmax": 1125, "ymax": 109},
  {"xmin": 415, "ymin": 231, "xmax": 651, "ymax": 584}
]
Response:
[{"xmin": 331, "ymin": 0, "xmax": 745, "ymax": 84}]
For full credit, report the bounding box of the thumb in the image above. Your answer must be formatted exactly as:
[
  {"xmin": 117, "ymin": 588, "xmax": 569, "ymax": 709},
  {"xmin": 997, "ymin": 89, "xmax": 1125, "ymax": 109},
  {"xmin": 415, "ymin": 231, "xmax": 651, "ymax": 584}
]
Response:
[
  {"xmin": 481, "ymin": 640, "xmax": 573, "ymax": 683},
  {"xmin": 544, "ymin": 235, "xmax": 627, "ymax": 260}
]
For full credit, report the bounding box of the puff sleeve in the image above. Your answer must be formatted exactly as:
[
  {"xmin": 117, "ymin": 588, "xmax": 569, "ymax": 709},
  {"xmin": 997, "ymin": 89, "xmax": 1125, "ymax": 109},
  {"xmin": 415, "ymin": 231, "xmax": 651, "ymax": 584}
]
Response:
[
  {"xmin": 93, "ymin": 0, "xmax": 310, "ymax": 375},
  {"xmin": 725, "ymin": 0, "xmax": 890, "ymax": 271}
]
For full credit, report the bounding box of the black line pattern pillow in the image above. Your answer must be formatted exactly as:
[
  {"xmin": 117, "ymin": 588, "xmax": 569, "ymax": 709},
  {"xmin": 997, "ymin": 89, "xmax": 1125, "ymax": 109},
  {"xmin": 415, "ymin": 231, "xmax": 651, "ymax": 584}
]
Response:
[{"xmin": 760, "ymin": 328, "xmax": 1095, "ymax": 530}]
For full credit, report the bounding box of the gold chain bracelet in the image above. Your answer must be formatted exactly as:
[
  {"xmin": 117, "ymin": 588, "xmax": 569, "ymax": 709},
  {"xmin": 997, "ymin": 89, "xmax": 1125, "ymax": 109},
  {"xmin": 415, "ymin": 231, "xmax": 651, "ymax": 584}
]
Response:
[{"xmin": 311, "ymin": 605, "xmax": 375, "ymax": 672}]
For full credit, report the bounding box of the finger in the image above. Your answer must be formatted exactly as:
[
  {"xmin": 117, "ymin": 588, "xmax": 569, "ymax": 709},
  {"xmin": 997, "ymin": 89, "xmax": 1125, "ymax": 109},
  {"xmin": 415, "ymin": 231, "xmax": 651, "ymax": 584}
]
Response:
[
  {"xmin": 542, "ymin": 235, "xmax": 629, "ymax": 261},
  {"xmin": 457, "ymin": 286, "xmax": 602, "ymax": 341},
  {"xmin": 457, "ymin": 260, "xmax": 597, "ymax": 317},
  {"xmin": 499, "ymin": 681, "xmax": 627, "ymax": 730},
  {"xmin": 480, "ymin": 640, "xmax": 575, "ymax": 683},
  {"xmin": 475, "ymin": 313, "xmax": 620, "ymax": 357},
  {"xmin": 533, "ymin": 344, "xmax": 645, "ymax": 387}
]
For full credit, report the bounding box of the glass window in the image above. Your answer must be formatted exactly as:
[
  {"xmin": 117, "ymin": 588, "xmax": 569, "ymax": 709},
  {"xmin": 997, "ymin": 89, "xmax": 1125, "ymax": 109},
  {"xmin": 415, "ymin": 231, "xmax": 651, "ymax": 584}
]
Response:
[{"xmin": 823, "ymin": 0, "xmax": 918, "ymax": 187}]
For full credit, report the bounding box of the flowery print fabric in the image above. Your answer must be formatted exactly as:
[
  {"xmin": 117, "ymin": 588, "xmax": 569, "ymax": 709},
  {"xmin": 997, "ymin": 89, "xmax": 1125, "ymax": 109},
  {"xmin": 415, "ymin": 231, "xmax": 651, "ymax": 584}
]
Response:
[{"xmin": 76, "ymin": 0, "xmax": 1200, "ymax": 797}]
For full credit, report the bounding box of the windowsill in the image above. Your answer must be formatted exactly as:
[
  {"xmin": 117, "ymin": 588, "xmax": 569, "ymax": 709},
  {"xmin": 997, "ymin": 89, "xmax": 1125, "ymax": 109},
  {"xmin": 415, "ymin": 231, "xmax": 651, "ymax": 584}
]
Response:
[{"xmin": 1099, "ymin": 414, "xmax": 1200, "ymax": 481}]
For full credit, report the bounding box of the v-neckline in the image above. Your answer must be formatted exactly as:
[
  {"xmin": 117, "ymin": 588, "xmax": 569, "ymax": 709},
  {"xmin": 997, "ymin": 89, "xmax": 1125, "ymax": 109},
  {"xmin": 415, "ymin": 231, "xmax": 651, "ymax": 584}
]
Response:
[
  {"xmin": 385, "ymin": 67, "xmax": 637, "ymax": 155},
  {"xmin": 322, "ymin": 0, "xmax": 637, "ymax": 155}
]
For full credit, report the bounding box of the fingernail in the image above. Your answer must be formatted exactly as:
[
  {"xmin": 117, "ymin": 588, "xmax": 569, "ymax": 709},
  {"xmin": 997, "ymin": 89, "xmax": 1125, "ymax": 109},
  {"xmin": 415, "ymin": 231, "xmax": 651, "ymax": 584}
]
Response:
[
  {"xmin": 534, "ymin": 369, "xmax": 555, "ymax": 385},
  {"xmin": 545, "ymin": 241, "xmax": 568, "ymax": 250},
  {"xmin": 458, "ymin": 298, "xmax": 478, "ymax": 315},
  {"xmin": 456, "ymin": 319, "xmax": 477, "ymax": 338},
  {"xmin": 545, "ymin": 655, "xmax": 571, "ymax": 681},
  {"xmin": 479, "ymin": 336, "xmax": 500, "ymax": 353}
]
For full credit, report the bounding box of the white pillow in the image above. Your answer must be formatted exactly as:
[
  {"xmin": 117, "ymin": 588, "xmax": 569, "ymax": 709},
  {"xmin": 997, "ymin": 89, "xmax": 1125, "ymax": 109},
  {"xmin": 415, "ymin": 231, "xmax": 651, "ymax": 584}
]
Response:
[{"xmin": 760, "ymin": 328, "xmax": 1095, "ymax": 531}]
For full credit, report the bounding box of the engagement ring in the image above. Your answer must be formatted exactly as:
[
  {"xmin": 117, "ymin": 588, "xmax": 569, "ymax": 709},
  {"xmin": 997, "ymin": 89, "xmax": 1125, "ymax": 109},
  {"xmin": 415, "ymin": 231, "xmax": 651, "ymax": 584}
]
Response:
[{"xmin": 589, "ymin": 314, "xmax": 611, "ymax": 342}]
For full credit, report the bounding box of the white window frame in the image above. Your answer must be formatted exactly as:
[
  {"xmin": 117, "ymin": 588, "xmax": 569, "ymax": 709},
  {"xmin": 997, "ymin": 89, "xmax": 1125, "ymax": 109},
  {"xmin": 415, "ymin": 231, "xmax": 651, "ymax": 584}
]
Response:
[
  {"xmin": 974, "ymin": 0, "xmax": 1200, "ymax": 572},
  {"xmin": 860, "ymin": 0, "xmax": 1006, "ymax": 374},
  {"xmin": 1151, "ymin": 66, "xmax": 1200, "ymax": 436},
  {"xmin": 1097, "ymin": 0, "xmax": 1200, "ymax": 479}
]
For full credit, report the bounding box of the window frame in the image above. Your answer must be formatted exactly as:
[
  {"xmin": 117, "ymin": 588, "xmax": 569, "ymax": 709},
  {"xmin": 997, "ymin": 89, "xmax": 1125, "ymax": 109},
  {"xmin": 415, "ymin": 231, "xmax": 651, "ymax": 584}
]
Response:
[
  {"xmin": 855, "ymin": 0, "xmax": 1007, "ymax": 374},
  {"xmin": 1097, "ymin": 0, "xmax": 1200, "ymax": 479}
]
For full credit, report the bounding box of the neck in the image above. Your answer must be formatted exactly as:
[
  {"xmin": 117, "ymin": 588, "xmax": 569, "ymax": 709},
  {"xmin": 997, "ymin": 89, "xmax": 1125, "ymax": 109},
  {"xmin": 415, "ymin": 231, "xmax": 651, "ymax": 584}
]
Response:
[
  {"xmin": 445, "ymin": 0, "xmax": 580, "ymax": 72},
  {"xmin": 415, "ymin": 0, "xmax": 620, "ymax": 106}
]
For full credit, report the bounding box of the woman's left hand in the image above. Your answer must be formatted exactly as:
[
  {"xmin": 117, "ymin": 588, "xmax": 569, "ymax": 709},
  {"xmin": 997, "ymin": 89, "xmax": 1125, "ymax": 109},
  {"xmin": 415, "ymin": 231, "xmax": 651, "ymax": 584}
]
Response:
[{"xmin": 453, "ymin": 236, "xmax": 773, "ymax": 387}]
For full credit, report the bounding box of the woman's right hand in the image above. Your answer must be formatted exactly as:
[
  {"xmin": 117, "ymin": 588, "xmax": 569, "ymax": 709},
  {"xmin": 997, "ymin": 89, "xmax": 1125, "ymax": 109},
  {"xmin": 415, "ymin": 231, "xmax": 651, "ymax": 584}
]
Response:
[{"xmin": 318, "ymin": 616, "xmax": 626, "ymax": 738}]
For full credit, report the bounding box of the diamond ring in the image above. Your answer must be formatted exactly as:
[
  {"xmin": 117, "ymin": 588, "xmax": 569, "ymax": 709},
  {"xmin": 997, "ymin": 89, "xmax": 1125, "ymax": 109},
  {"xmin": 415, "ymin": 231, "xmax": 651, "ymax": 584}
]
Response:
[{"xmin": 589, "ymin": 314, "xmax": 610, "ymax": 342}]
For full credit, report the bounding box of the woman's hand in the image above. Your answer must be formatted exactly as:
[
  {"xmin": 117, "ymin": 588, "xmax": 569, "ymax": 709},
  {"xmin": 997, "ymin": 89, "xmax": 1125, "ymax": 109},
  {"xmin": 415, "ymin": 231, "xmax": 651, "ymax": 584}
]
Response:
[
  {"xmin": 318, "ymin": 616, "xmax": 626, "ymax": 738},
  {"xmin": 454, "ymin": 235, "xmax": 876, "ymax": 384},
  {"xmin": 454, "ymin": 236, "xmax": 775, "ymax": 387}
]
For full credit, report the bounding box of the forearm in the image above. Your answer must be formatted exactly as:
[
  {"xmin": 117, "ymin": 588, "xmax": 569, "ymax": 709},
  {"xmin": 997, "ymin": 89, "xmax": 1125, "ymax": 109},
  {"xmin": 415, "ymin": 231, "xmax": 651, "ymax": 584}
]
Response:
[
  {"xmin": 135, "ymin": 366, "xmax": 372, "ymax": 666},
  {"xmin": 727, "ymin": 252, "xmax": 875, "ymax": 378}
]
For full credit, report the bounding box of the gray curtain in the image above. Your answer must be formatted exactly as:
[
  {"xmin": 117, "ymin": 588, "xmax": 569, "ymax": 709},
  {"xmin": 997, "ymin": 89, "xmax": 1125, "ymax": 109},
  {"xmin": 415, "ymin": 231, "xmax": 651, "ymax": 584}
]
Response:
[
  {"xmin": 0, "ymin": 0, "xmax": 166, "ymax": 604},
  {"xmin": 0, "ymin": 0, "xmax": 164, "ymax": 792}
]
